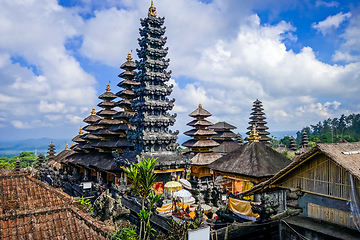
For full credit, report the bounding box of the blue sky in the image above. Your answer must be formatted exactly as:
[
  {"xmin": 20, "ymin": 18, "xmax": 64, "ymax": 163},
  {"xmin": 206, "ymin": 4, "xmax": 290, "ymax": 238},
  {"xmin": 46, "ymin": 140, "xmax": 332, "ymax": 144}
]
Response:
[{"xmin": 0, "ymin": 0, "xmax": 359, "ymax": 144}]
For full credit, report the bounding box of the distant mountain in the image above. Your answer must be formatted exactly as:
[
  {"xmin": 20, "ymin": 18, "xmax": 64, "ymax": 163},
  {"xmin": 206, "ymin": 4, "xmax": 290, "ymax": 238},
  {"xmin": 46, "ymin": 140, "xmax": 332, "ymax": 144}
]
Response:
[{"xmin": 0, "ymin": 138, "xmax": 70, "ymax": 157}]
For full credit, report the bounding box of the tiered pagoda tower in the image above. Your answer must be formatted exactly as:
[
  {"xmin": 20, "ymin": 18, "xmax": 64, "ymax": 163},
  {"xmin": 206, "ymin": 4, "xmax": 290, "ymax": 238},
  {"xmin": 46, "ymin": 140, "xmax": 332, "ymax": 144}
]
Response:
[
  {"xmin": 301, "ymin": 131, "xmax": 309, "ymax": 147},
  {"xmin": 81, "ymin": 108, "xmax": 102, "ymax": 152},
  {"xmin": 246, "ymin": 99, "xmax": 271, "ymax": 143},
  {"xmin": 71, "ymin": 128, "xmax": 87, "ymax": 152},
  {"xmin": 91, "ymin": 84, "xmax": 120, "ymax": 152},
  {"xmin": 120, "ymin": 2, "xmax": 189, "ymax": 187},
  {"xmin": 209, "ymin": 121, "xmax": 240, "ymax": 154},
  {"xmin": 183, "ymin": 104, "xmax": 221, "ymax": 179},
  {"xmin": 128, "ymin": 3, "xmax": 178, "ymax": 154},
  {"xmin": 109, "ymin": 52, "xmax": 139, "ymax": 153},
  {"xmin": 47, "ymin": 142, "xmax": 56, "ymax": 161},
  {"xmin": 290, "ymin": 136, "xmax": 297, "ymax": 151}
]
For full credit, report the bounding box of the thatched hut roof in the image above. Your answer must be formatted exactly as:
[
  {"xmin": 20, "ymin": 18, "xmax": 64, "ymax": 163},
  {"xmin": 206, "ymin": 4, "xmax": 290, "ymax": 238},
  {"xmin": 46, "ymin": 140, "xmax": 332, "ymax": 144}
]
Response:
[
  {"xmin": 208, "ymin": 142, "xmax": 292, "ymax": 179},
  {"xmin": 240, "ymin": 142, "xmax": 360, "ymax": 196},
  {"xmin": 191, "ymin": 152, "xmax": 222, "ymax": 165},
  {"xmin": 211, "ymin": 140, "xmax": 240, "ymax": 154}
]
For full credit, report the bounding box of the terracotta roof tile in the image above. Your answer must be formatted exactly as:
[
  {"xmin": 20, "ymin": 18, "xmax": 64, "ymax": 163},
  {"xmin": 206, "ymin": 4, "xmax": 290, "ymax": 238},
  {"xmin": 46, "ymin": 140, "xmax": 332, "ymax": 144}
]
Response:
[{"xmin": 0, "ymin": 174, "xmax": 110, "ymax": 239}]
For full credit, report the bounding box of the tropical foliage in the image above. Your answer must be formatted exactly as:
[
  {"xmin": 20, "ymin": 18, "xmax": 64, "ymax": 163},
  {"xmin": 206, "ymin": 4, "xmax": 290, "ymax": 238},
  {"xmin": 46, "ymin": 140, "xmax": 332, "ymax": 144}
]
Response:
[
  {"xmin": 109, "ymin": 222, "xmax": 139, "ymax": 240},
  {"xmin": 124, "ymin": 157, "xmax": 162, "ymax": 240},
  {"xmin": 0, "ymin": 152, "xmax": 39, "ymax": 169},
  {"xmin": 279, "ymin": 113, "xmax": 360, "ymax": 148}
]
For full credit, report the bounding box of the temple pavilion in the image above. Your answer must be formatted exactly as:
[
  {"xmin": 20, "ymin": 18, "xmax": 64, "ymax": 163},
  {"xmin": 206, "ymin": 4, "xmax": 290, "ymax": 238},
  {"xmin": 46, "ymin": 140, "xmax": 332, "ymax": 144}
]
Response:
[
  {"xmin": 183, "ymin": 104, "xmax": 222, "ymax": 179},
  {"xmin": 209, "ymin": 121, "xmax": 240, "ymax": 154},
  {"xmin": 208, "ymin": 125, "xmax": 292, "ymax": 199}
]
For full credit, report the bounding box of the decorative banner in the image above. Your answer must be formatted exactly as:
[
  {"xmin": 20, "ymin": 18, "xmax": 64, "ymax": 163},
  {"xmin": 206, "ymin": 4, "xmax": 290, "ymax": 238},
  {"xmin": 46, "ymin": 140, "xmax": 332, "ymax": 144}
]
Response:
[{"xmin": 153, "ymin": 181, "xmax": 164, "ymax": 195}]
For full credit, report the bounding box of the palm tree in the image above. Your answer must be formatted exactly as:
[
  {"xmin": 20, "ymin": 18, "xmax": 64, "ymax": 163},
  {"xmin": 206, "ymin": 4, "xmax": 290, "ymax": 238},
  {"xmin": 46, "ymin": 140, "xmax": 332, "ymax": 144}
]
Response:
[{"xmin": 125, "ymin": 157, "xmax": 161, "ymax": 240}]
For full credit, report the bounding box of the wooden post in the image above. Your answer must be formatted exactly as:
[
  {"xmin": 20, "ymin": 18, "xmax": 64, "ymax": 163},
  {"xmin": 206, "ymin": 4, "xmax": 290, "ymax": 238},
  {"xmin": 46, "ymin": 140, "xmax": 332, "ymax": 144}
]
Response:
[
  {"xmin": 224, "ymin": 225, "xmax": 228, "ymax": 240},
  {"xmin": 278, "ymin": 219, "xmax": 281, "ymax": 240}
]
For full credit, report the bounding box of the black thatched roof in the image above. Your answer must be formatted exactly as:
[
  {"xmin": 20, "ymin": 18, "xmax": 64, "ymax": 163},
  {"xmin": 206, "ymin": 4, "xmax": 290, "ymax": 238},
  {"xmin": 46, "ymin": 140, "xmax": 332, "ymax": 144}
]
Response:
[
  {"xmin": 211, "ymin": 140, "xmax": 241, "ymax": 154},
  {"xmin": 71, "ymin": 135, "xmax": 87, "ymax": 143},
  {"xmin": 83, "ymin": 114, "xmax": 100, "ymax": 124},
  {"xmin": 82, "ymin": 125, "xmax": 103, "ymax": 132},
  {"xmin": 191, "ymin": 152, "xmax": 222, "ymax": 165},
  {"xmin": 98, "ymin": 91, "xmax": 117, "ymax": 100},
  {"xmin": 53, "ymin": 149, "xmax": 75, "ymax": 163},
  {"xmin": 183, "ymin": 129, "xmax": 217, "ymax": 137},
  {"xmin": 189, "ymin": 104, "xmax": 211, "ymax": 118},
  {"xmin": 212, "ymin": 131, "xmax": 237, "ymax": 139},
  {"xmin": 182, "ymin": 139, "xmax": 220, "ymax": 148},
  {"xmin": 208, "ymin": 142, "xmax": 292, "ymax": 178},
  {"xmin": 186, "ymin": 119, "xmax": 213, "ymax": 127},
  {"xmin": 209, "ymin": 121, "xmax": 236, "ymax": 130}
]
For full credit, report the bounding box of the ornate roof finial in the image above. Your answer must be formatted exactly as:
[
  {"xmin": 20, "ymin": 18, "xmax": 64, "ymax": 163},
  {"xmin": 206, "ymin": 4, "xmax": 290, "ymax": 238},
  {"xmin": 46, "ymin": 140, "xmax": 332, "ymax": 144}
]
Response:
[
  {"xmin": 65, "ymin": 143, "xmax": 69, "ymax": 150},
  {"xmin": 106, "ymin": 83, "xmax": 111, "ymax": 92},
  {"xmin": 248, "ymin": 125, "xmax": 261, "ymax": 142},
  {"xmin": 91, "ymin": 107, "xmax": 96, "ymax": 115},
  {"xmin": 199, "ymin": 103, "xmax": 202, "ymax": 108},
  {"xmin": 79, "ymin": 127, "xmax": 83, "ymax": 135},
  {"xmin": 72, "ymin": 143, "xmax": 75, "ymax": 147},
  {"xmin": 126, "ymin": 51, "xmax": 133, "ymax": 61},
  {"xmin": 148, "ymin": 0, "xmax": 157, "ymax": 17}
]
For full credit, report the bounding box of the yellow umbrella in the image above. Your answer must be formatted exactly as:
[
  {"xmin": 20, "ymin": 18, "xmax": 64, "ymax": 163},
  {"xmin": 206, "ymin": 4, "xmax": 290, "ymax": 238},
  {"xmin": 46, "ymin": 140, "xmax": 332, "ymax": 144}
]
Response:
[{"xmin": 164, "ymin": 181, "xmax": 182, "ymax": 191}]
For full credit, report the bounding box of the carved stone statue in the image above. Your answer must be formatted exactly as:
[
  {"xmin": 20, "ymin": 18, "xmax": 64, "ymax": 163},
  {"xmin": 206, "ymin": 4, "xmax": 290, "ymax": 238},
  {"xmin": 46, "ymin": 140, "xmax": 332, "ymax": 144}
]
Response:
[{"xmin": 251, "ymin": 194, "xmax": 279, "ymax": 222}]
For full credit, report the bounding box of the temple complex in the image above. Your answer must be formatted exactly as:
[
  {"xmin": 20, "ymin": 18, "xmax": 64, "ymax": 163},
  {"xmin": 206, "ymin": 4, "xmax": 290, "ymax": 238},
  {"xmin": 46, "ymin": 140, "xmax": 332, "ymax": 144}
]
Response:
[
  {"xmin": 183, "ymin": 104, "xmax": 221, "ymax": 179},
  {"xmin": 209, "ymin": 121, "xmax": 240, "ymax": 154},
  {"xmin": 3, "ymin": 2, "xmax": 358, "ymax": 239},
  {"xmin": 246, "ymin": 99, "xmax": 271, "ymax": 143}
]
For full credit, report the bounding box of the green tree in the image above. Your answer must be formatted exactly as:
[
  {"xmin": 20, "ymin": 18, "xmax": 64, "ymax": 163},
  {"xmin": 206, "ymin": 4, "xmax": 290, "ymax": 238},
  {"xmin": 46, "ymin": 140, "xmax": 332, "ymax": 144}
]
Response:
[
  {"xmin": 0, "ymin": 162, "xmax": 14, "ymax": 170},
  {"xmin": 124, "ymin": 157, "xmax": 161, "ymax": 240},
  {"xmin": 110, "ymin": 223, "xmax": 139, "ymax": 240},
  {"xmin": 280, "ymin": 136, "xmax": 291, "ymax": 148}
]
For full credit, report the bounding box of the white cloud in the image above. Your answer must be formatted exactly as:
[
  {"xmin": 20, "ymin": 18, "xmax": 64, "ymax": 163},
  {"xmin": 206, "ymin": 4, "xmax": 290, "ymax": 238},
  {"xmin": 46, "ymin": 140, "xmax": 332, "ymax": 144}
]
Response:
[
  {"xmin": 333, "ymin": 14, "xmax": 360, "ymax": 62},
  {"xmin": 296, "ymin": 101, "xmax": 341, "ymax": 118},
  {"xmin": 315, "ymin": 1, "xmax": 339, "ymax": 7},
  {"xmin": 38, "ymin": 101, "xmax": 66, "ymax": 113},
  {"xmin": 11, "ymin": 120, "xmax": 32, "ymax": 129},
  {"xmin": 10, "ymin": 119, "xmax": 50, "ymax": 129},
  {"xmin": 65, "ymin": 114, "xmax": 83, "ymax": 123},
  {"xmin": 167, "ymin": 12, "xmax": 360, "ymax": 133},
  {"xmin": 312, "ymin": 12, "xmax": 351, "ymax": 35},
  {"xmin": 0, "ymin": 0, "xmax": 98, "ymax": 132},
  {"xmin": 45, "ymin": 115, "xmax": 63, "ymax": 121}
]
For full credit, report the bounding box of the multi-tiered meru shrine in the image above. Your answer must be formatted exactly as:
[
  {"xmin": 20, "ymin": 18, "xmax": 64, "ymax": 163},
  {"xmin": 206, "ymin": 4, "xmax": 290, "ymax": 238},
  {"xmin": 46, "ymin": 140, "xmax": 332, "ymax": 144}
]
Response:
[{"xmin": 55, "ymin": 2, "xmax": 189, "ymax": 196}]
